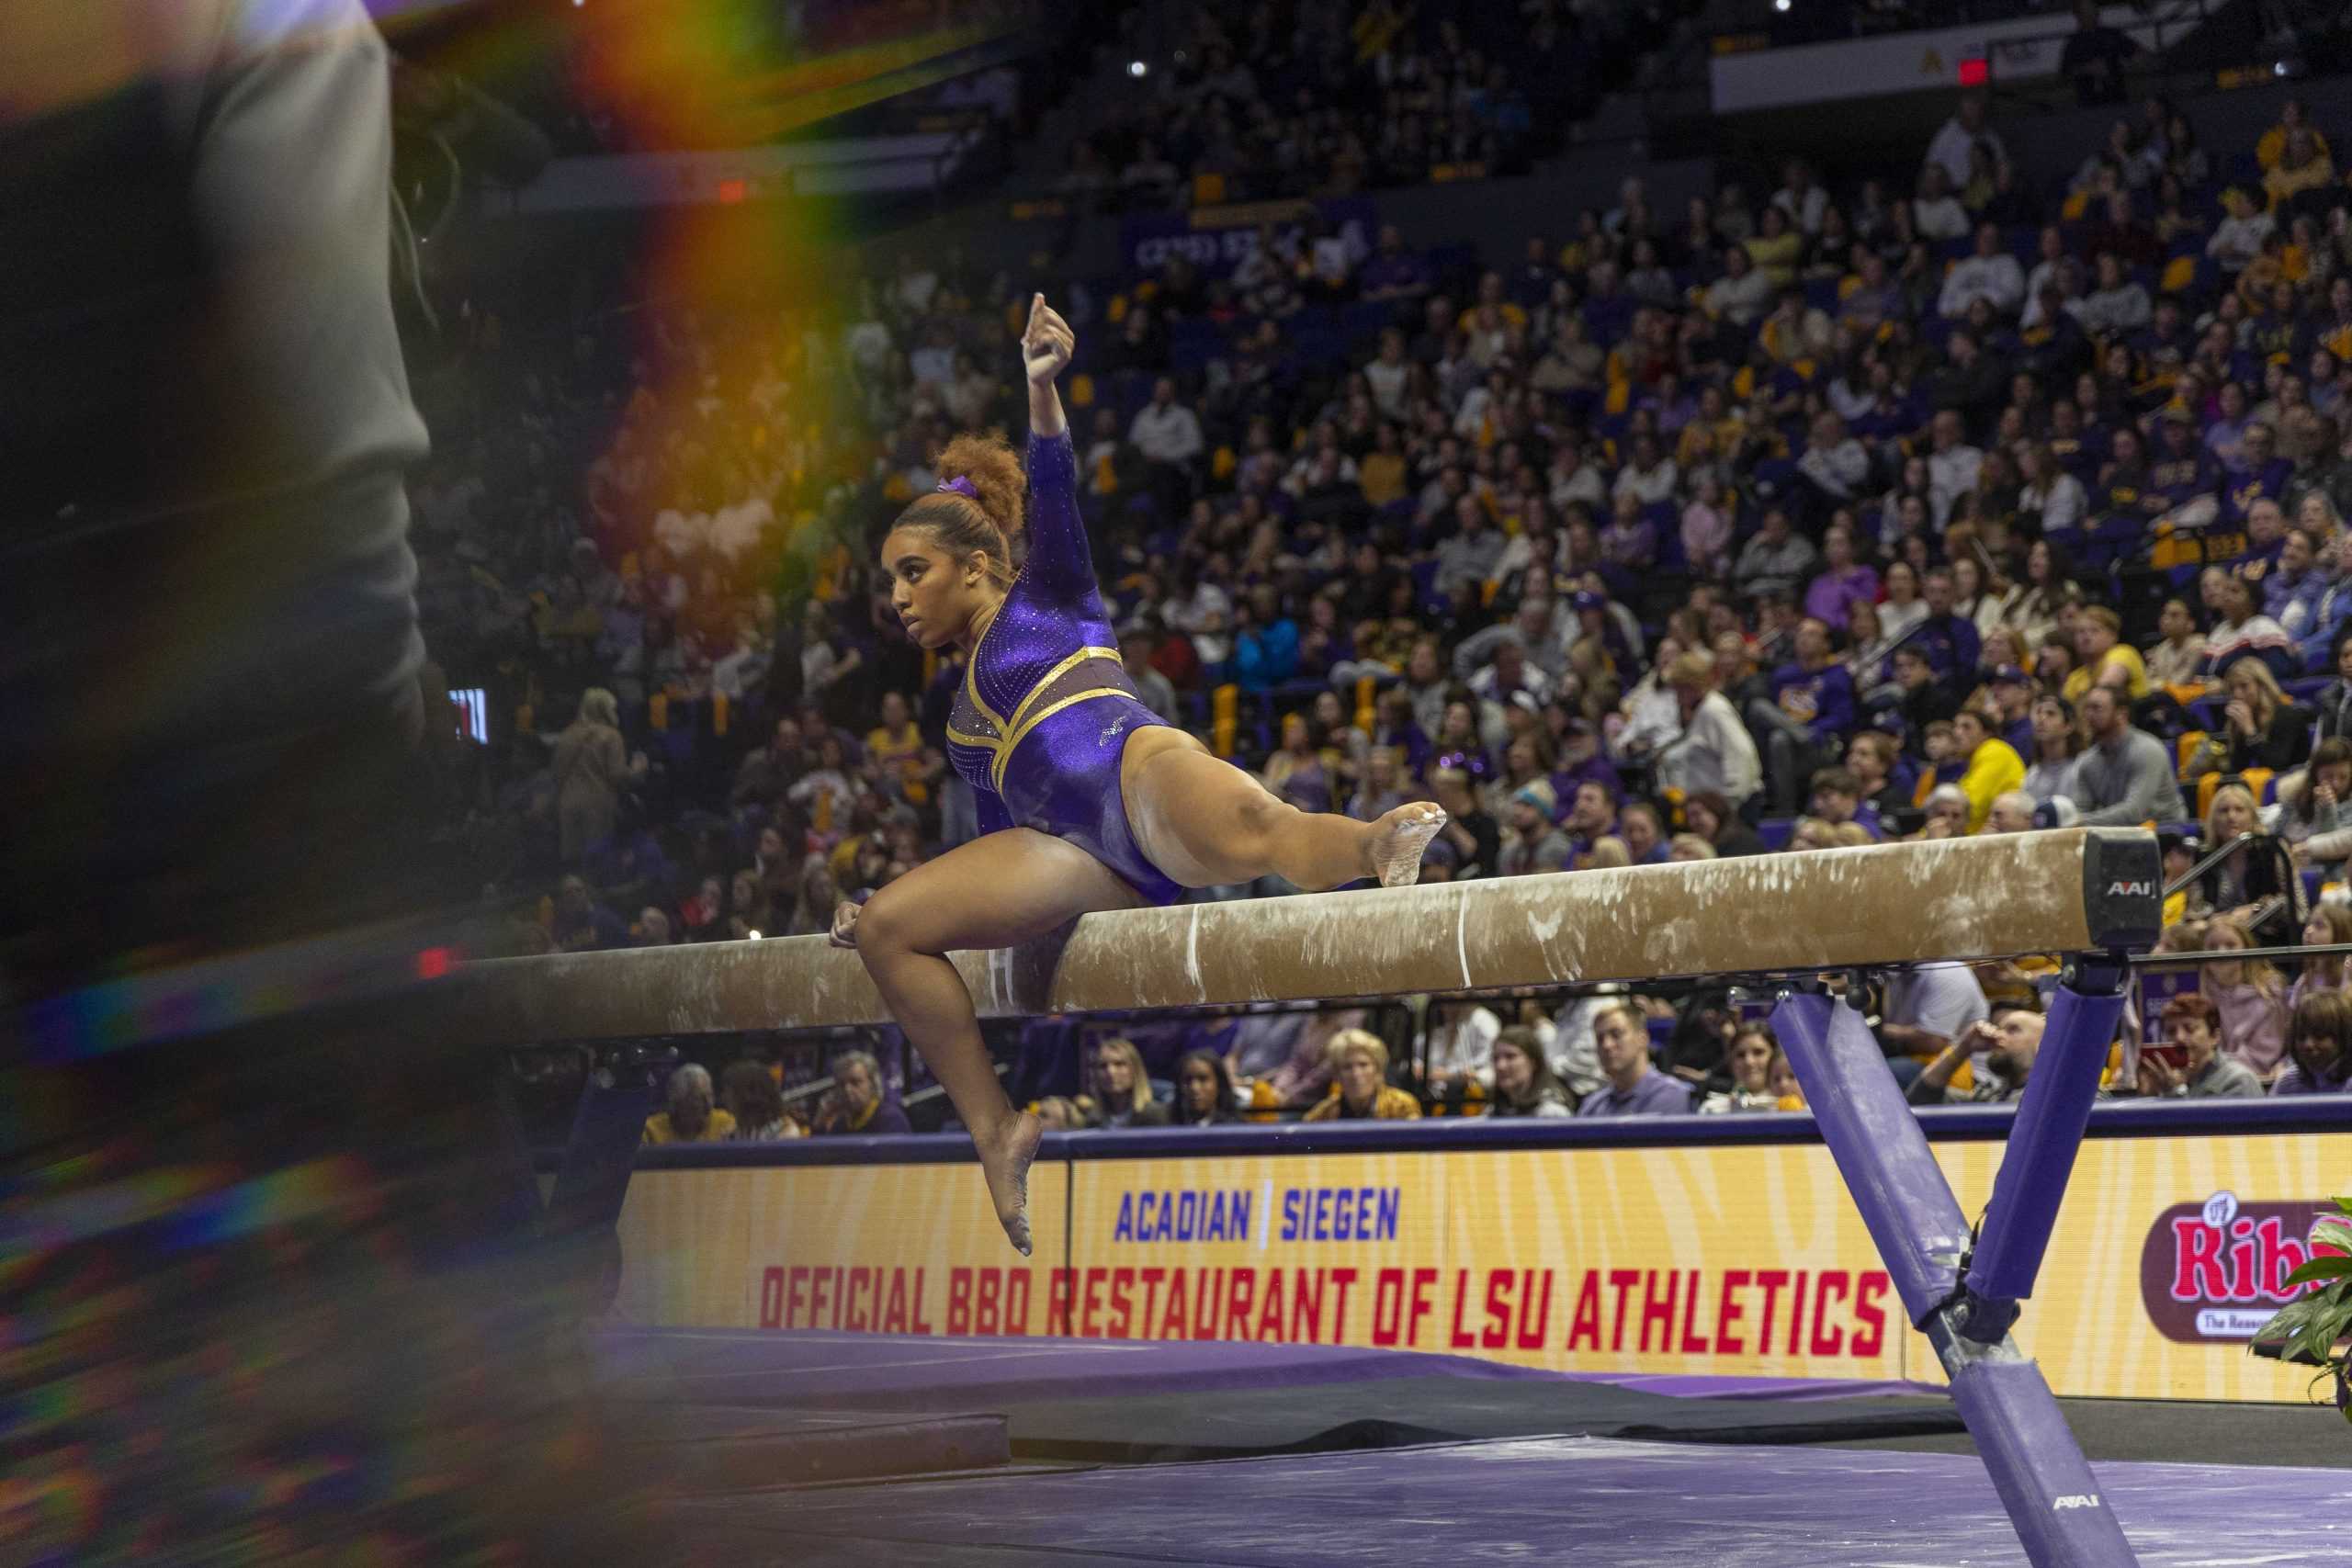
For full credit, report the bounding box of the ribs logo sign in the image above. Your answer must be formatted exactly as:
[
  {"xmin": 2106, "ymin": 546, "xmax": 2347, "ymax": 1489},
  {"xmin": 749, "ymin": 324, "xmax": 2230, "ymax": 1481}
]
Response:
[{"xmin": 2138, "ymin": 1191, "xmax": 2342, "ymax": 1343}]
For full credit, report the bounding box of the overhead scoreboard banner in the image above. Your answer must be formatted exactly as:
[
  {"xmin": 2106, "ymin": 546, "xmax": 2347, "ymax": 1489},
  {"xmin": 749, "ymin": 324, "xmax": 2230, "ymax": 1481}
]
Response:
[
  {"xmin": 1119, "ymin": 196, "xmax": 1379, "ymax": 280},
  {"xmin": 610, "ymin": 1131, "xmax": 2351, "ymax": 1404}
]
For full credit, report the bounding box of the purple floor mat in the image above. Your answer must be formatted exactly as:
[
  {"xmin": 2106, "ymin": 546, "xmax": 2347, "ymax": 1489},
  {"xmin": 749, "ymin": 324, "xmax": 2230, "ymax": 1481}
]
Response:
[
  {"xmin": 672, "ymin": 1434, "xmax": 2352, "ymax": 1567},
  {"xmin": 594, "ymin": 1328, "xmax": 1579, "ymax": 1410},
  {"xmin": 593, "ymin": 1328, "xmax": 1923, "ymax": 1409}
]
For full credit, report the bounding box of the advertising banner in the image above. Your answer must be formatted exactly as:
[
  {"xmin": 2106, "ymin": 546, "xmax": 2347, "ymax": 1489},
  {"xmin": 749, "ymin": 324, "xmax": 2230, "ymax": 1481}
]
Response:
[
  {"xmin": 611, "ymin": 1130, "xmax": 2350, "ymax": 1403},
  {"xmin": 1119, "ymin": 197, "xmax": 1378, "ymax": 280}
]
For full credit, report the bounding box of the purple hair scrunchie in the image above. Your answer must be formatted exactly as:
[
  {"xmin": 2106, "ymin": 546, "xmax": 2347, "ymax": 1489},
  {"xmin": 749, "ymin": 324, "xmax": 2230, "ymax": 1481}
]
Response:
[{"xmin": 936, "ymin": 476, "xmax": 979, "ymax": 501}]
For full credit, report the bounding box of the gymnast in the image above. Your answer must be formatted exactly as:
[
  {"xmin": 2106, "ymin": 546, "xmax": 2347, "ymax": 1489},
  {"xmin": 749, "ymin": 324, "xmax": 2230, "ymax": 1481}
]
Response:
[{"xmin": 831, "ymin": 295, "xmax": 1446, "ymax": 1253}]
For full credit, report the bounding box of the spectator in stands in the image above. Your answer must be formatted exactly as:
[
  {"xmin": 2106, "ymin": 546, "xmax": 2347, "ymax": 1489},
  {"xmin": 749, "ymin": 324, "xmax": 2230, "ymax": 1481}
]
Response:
[
  {"xmin": 1732, "ymin": 506, "xmax": 1819, "ymax": 603},
  {"xmin": 1577, "ymin": 1001, "xmax": 1693, "ymax": 1118},
  {"xmin": 2143, "ymin": 597, "xmax": 2208, "ymax": 688},
  {"xmin": 723, "ymin": 1058, "xmax": 801, "ymax": 1140},
  {"xmin": 1128, "ymin": 377, "xmax": 1204, "ymax": 509},
  {"xmin": 1620, "ymin": 801, "xmax": 1668, "ymax": 866},
  {"xmin": 1879, "ymin": 961, "xmax": 1990, "ymax": 1089},
  {"xmin": 2198, "ymin": 784, "xmax": 2307, "ymax": 949},
  {"xmin": 2060, "ymin": 1, "xmax": 2139, "ymax": 107},
  {"xmin": 1122, "ymin": 622, "xmax": 1181, "ymax": 722},
  {"xmin": 1984, "ymin": 789, "xmax": 2039, "ymax": 834},
  {"xmin": 1651, "ymin": 650, "xmax": 1762, "ymax": 811},
  {"xmin": 1804, "ymin": 524, "xmax": 1880, "ymax": 631},
  {"xmin": 1488, "ymin": 1026, "xmax": 1574, "ymax": 1118},
  {"xmin": 1843, "ymin": 730, "xmax": 1911, "ymax": 823},
  {"xmin": 1086, "ymin": 1037, "xmax": 1169, "ymax": 1129},
  {"xmin": 1939, "ymin": 223, "xmax": 2026, "ymax": 320},
  {"xmin": 1679, "ymin": 789, "xmax": 1764, "ymax": 860},
  {"xmin": 2199, "ymin": 914, "xmax": 2289, "ymax": 1081},
  {"xmin": 1698, "ymin": 1023, "xmax": 1781, "ymax": 1115},
  {"xmin": 552, "ymin": 874, "xmax": 628, "ymax": 953},
  {"xmin": 2138, "ymin": 994, "xmax": 2263, "ymax": 1099},
  {"xmin": 2064, "ymin": 607, "xmax": 2145, "ymax": 703},
  {"xmin": 1926, "ymin": 92, "xmax": 2006, "ymax": 191},
  {"xmin": 1172, "ymin": 1050, "xmax": 1240, "ymax": 1128},
  {"xmin": 1498, "ymin": 782, "xmax": 1571, "ymax": 874},
  {"xmin": 815, "ymin": 1050, "xmax": 911, "ymax": 1136},
  {"xmin": 1304, "ymin": 1030, "xmax": 1421, "ymax": 1122},
  {"xmin": 2067, "ymin": 684, "xmax": 2188, "ymax": 825},
  {"xmin": 2289, "ymin": 739, "xmax": 2352, "ymax": 875},
  {"xmin": 1907, "ymin": 1002, "xmax": 2042, "ymax": 1106},
  {"xmin": 642, "ymin": 1063, "xmax": 736, "ymax": 1145},
  {"xmin": 553, "ymin": 687, "xmax": 647, "ymax": 861},
  {"xmin": 1950, "ymin": 708, "xmax": 2026, "ymax": 833},
  {"xmin": 1754, "ymin": 617, "xmax": 1856, "ymax": 815},
  {"xmin": 2020, "ymin": 694, "xmax": 2086, "ymax": 806},
  {"xmin": 2277, "ymin": 987, "xmax": 2352, "ymax": 1095},
  {"xmin": 2188, "ymin": 659, "xmax": 2309, "ymax": 781}
]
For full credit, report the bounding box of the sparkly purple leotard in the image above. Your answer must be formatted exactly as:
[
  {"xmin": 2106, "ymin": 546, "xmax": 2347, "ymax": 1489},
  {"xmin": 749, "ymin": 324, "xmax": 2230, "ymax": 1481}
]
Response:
[{"xmin": 944, "ymin": 431, "xmax": 1185, "ymax": 904}]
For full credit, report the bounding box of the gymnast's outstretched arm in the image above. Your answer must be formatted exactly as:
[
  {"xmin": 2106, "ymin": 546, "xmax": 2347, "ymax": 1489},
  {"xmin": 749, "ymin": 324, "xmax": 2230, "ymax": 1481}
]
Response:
[{"xmin": 1017, "ymin": 295, "xmax": 1102, "ymax": 611}]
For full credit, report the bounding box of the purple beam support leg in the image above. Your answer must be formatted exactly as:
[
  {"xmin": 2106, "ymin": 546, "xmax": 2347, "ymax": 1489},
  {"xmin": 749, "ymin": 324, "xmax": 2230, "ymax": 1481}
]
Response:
[
  {"xmin": 1774, "ymin": 988, "xmax": 2142, "ymax": 1567},
  {"xmin": 1934, "ymin": 1324, "xmax": 2141, "ymax": 1566},
  {"xmin": 1770, "ymin": 989, "xmax": 1970, "ymax": 1324},
  {"xmin": 1962, "ymin": 960, "xmax": 2129, "ymax": 1314}
]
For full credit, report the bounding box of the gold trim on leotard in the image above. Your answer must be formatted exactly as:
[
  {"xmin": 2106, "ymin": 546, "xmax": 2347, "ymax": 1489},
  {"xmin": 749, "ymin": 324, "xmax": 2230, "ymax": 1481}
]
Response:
[
  {"xmin": 951, "ymin": 644, "xmax": 1125, "ymax": 793},
  {"xmin": 990, "ymin": 687, "xmax": 1129, "ymax": 793}
]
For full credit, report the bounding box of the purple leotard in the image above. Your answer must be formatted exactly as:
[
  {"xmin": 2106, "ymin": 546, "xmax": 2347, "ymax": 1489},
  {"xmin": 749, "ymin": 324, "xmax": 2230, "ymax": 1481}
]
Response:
[{"xmin": 944, "ymin": 432, "xmax": 1185, "ymax": 904}]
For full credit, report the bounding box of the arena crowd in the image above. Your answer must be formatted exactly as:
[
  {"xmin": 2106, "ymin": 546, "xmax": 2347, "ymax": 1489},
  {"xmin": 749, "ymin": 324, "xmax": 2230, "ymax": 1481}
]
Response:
[{"xmin": 406, "ymin": 59, "xmax": 2352, "ymax": 1140}]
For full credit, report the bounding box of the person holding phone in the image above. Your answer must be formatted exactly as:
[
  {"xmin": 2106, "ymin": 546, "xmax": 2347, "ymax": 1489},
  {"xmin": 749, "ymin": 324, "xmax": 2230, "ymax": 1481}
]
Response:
[{"xmin": 2138, "ymin": 995, "xmax": 2264, "ymax": 1098}]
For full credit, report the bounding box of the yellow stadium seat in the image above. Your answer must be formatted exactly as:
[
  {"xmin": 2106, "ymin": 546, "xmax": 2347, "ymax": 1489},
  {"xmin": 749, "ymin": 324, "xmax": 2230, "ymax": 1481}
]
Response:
[
  {"xmin": 2160, "ymin": 255, "xmax": 2198, "ymax": 294},
  {"xmin": 2176, "ymin": 731, "xmax": 2207, "ymax": 776},
  {"xmin": 1069, "ymin": 372, "xmax": 1094, "ymax": 408},
  {"xmin": 1212, "ymin": 684, "xmax": 1238, "ymax": 759}
]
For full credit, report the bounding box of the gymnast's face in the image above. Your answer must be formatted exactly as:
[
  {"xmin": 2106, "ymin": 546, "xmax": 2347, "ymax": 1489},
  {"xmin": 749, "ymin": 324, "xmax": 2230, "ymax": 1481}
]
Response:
[{"xmin": 883, "ymin": 528, "xmax": 994, "ymax": 651}]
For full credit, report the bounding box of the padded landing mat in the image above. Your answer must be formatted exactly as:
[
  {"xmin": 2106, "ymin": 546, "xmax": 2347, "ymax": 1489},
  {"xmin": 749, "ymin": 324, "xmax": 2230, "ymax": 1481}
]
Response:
[{"xmin": 662, "ymin": 1434, "xmax": 2352, "ymax": 1567}]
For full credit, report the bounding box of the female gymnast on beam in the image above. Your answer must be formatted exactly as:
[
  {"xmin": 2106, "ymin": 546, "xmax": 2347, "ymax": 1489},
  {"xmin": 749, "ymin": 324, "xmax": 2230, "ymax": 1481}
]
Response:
[{"xmin": 831, "ymin": 295, "xmax": 1446, "ymax": 1254}]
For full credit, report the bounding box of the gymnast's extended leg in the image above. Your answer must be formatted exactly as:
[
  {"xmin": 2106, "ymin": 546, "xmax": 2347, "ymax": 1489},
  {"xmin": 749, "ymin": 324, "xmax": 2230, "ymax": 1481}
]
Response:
[
  {"xmin": 1121, "ymin": 729, "xmax": 1444, "ymax": 891},
  {"xmin": 835, "ymin": 827, "xmax": 1145, "ymax": 1254}
]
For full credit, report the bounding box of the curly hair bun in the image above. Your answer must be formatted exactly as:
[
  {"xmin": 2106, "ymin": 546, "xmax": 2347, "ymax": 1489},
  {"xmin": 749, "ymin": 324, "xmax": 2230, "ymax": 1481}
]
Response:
[{"xmin": 933, "ymin": 433, "xmax": 1027, "ymax": 537}]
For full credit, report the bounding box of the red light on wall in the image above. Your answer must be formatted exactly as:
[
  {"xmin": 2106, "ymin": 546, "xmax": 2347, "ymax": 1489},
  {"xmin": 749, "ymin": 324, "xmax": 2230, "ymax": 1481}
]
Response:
[
  {"xmin": 718, "ymin": 178, "xmax": 748, "ymax": 205},
  {"xmin": 414, "ymin": 946, "xmax": 455, "ymax": 981},
  {"xmin": 1957, "ymin": 57, "xmax": 1989, "ymax": 87}
]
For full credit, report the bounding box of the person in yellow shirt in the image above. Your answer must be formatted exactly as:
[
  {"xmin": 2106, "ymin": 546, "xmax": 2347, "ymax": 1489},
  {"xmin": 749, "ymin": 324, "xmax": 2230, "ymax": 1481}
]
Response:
[
  {"xmin": 2256, "ymin": 98, "xmax": 2329, "ymax": 171},
  {"xmin": 1303, "ymin": 1030, "xmax": 1423, "ymax": 1121},
  {"xmin": 865, "ymin": 689, "xmax": 929, "ymax": 805},
  {"xmin": 642, "ymin": 1063, "xmax": 739, "ymax": 1145},
  {"xmin": 2061, "ymin": 605, "xmax": 2150, "ymax": 703},
  {"xmin": 1951, "ymin": 707, "xmax": 2026, "ymax": 833},
  {"xmin": 2263, "ymin": 127, "xmax": 2335, "ymax": 212}
]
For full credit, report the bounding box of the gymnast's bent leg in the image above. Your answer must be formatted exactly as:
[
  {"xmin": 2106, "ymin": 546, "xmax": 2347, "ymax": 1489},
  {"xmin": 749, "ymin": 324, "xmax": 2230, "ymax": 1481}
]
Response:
[
  {"xmin": 838, "ymin": 827, "xmax": 1146, "ymax": 1254},
  {"xmin": 1120, "ymin": 728, "xmax": 1444, "ymax": 891}
]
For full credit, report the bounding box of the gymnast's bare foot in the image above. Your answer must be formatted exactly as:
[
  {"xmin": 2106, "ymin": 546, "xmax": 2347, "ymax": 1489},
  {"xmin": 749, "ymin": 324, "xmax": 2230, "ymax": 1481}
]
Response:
[
  {"xmin": 1365, "ymin": 801, "xmax": 1447, "ymax": 888},
  {"xmin": 976, "ymin": 1110, "xmax": 1043, "ymax": 1257}
]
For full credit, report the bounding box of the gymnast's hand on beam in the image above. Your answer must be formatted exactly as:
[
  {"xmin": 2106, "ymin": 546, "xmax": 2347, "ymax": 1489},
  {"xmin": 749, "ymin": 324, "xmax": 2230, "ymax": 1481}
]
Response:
[
  {"xmin": 828, "ymin": 900, "xmax": 862, "ymax": 949},
  {"xmin": 1023, "ymin": 293, "xmax": 1074, "ymax": 386}
]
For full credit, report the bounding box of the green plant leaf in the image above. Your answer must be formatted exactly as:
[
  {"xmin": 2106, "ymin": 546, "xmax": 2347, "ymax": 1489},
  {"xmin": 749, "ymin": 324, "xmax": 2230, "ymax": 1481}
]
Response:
[
  {"xmin": 2313, "ymin": 1216, "xmax": 2352, "ymax": 1253},
  {"xmin": 2252, "ymin": 1295, "xmax": 2324, "ymax": 1350},
  {"xmin": 2335, "ymin": 1194, "xmax": 2352, "ymax": 1218},
  {"xmin": 2285, "ymin": 1258, "xmax": 2352, "ymax": 1288}
]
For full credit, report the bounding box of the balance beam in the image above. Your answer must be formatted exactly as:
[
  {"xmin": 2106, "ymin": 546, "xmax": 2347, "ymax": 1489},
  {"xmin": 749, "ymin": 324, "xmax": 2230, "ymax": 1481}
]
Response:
[{"xmin": 445, "ymin": 827, "xmax": 2159, "ymax": 1046}]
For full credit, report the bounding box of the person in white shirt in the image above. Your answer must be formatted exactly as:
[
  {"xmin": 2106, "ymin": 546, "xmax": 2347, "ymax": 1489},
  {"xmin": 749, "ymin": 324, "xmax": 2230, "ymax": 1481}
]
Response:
[
  {"xmin": 2071, "ymin": 251, "xmax": 2152, "ymax": 335},
  {"xmin": 2205, "ymin": 186, "xmax": 2275, "ymax": 274},
  {"xmin": 1364, "ymin": 329, "xmax": 1412, "ymax": 417},
  {"xmin": 1926, "ymin": 410, "xmax": 1984, "ymax": 527},
  {"xmin": 1938, "ymin": 223, "xmax": 2026, "ymax": 319},
  {"xmin": 1924, "ymin": 93, "xmax": 2006, "ymax": 190},
  {"xmin": 1911, "ymin": 165, "xmax": 1970, "ymax": 243},
  {"xmin": 1797, "ymin": 411, "xmax": 1870, "ymax": 501},
  {"xmin": 1772, "ymin": 158, "xmax": 1828, "ymax": 236},
  {"xmin": 2020, "ymin": 225, "xmax": 2068, "ymax": 311},
  {"xmin": 1129, "ymin": 377, "xmax": 1204, "ymax": 467},
  {"xmin": 1651, "ymin": 649, "xmax": 1762, "ymax": 807},
  {"xmin": 1703, "ymin": 244, "xmax": 1776, "ymax": 328}
]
